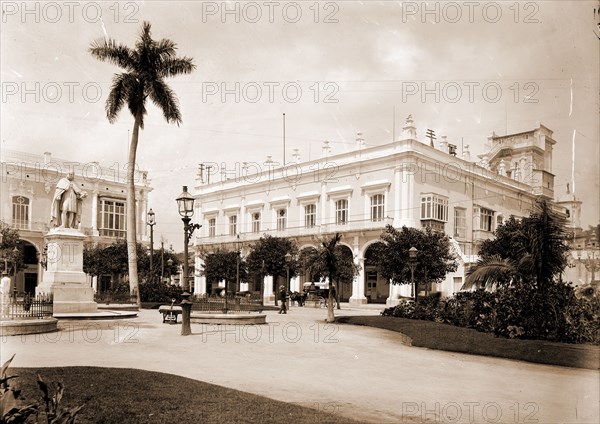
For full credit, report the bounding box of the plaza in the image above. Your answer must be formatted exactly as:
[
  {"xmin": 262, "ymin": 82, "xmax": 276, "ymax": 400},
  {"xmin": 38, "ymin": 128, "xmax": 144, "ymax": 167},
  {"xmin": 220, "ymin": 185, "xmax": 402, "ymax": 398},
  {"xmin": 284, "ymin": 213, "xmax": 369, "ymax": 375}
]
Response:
[{"xmin": 3, "ymin": 306, "xmax": 598, "ymax": 423}]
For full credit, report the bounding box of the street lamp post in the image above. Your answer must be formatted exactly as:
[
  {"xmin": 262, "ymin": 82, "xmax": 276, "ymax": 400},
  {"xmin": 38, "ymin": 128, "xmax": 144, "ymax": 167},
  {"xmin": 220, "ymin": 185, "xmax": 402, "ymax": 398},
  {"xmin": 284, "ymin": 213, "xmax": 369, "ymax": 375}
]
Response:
[
  {"xmin": 160, "ymin": 242, "xmax": 165, "ymax": 282},
  {"xmin": 577, "ymin": 250, "xmax": 599, "ymax": 283},
  {"xmin": 176, "ymin": 186, "xmax": 201, "ymax": 336},
  {"xmin": 285, "ymin": 252, "xmax": 292, "ymax": 309},
  {"xmin": 408, "ymin": 247, "xmax": 418, "ymax": 303},
  {"xmin": 147, "ymin": 209, "xmax": 156, "ymax": 282}
]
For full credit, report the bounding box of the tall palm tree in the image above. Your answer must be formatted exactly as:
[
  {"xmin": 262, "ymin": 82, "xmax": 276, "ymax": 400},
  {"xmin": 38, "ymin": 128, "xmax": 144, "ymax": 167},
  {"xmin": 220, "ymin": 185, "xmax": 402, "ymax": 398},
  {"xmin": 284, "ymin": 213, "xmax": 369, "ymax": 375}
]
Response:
[{"xmin": 89, "ymin": 22, "xmax": 195, "ymax": 304}]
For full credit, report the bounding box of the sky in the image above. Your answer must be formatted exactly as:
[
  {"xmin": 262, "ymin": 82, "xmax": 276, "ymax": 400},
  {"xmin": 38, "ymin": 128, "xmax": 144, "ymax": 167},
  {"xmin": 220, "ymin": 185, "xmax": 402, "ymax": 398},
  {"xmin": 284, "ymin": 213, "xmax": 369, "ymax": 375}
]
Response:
[{"xmin": 1, "ymin": 0, "xmax": 599, "ymax": 250}]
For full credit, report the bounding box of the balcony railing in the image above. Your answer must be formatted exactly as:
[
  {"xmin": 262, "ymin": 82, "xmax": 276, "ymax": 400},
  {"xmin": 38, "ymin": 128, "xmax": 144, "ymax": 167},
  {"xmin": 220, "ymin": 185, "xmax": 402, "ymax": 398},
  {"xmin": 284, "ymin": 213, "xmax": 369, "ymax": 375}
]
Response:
[
  {"xmin": 10, "ymin": 220, "xmax": 50, "ymax": 232},
  {"xmin": 196, "ymin": 216, "xmax": 393, "ymax": 245}
]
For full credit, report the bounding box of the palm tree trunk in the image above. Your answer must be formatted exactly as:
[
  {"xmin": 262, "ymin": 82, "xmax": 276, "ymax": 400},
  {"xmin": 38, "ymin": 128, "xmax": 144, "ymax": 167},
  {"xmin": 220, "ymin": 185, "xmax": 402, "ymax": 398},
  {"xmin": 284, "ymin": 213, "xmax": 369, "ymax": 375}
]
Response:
[
  {"xmin": 127, "ymin": 118, "xmax": 141, "ymax": 307},
  {"xmin": 326, "ymin": 279, "xmax": 335, "ymax": 323}
]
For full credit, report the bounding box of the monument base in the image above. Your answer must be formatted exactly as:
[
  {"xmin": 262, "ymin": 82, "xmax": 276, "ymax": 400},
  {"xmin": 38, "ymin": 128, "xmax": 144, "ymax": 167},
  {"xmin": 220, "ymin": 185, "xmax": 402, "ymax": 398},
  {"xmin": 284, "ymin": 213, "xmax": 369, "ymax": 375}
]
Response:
[
  {"xmin": 52, "ymin": 284, "xmax": 98, "ymax": 314},
  {"xmin": 37, "ymin": 228, "xmax": 98, "ymax": 315}
]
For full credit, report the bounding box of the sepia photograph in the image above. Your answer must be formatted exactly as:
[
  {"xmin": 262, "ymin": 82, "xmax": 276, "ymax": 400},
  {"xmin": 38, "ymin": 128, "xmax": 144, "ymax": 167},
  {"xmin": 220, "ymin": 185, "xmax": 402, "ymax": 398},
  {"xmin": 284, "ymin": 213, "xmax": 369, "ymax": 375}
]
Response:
[{"xmin": 1, "ymin": 1, "xmax": 599, "ymax": 423}]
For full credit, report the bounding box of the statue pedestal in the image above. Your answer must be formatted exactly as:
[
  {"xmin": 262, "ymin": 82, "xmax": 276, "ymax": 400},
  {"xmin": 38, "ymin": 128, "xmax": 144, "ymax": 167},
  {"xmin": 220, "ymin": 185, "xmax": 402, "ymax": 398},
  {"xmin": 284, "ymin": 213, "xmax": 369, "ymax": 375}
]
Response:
[{"xmin": 36, "ymin": 228, "xmax": 97, "ymax": 314}]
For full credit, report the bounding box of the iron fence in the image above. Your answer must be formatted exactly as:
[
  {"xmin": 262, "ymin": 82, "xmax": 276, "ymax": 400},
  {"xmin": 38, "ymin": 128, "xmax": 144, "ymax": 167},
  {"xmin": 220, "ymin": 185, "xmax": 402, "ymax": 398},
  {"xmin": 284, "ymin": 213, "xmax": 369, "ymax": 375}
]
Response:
[{"xmin": 0, "ymin": 294, "xmax": 53, "ymax": 319}]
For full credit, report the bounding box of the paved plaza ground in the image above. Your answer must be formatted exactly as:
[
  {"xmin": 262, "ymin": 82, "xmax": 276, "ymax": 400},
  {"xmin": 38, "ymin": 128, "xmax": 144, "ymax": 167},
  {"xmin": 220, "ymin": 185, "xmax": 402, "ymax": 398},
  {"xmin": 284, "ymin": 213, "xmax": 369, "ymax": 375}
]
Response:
[{"xmin": 2, "ymin": 305, "xmax": 599, "ymax": 423}]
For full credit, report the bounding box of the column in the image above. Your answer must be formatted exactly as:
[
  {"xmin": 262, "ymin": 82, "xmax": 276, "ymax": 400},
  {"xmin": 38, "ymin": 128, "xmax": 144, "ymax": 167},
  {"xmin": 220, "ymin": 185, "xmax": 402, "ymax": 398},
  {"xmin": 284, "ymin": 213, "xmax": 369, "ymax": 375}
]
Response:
[
  {"xmin": 290, "ymin": 275, "xmax": 300, "ymax": 292},
  {"xmin": 386, "ymin": 282, "xmax": 401, "ymax": 307},
  {"xmin": 137, "ymin": 190, "xmax": 146, "ymax": 238},
  {"xmin": 393, "ymin": 166, "xmax": 401, "ymax": 226},
  {"xmin": 321, "ymin": 182, "xmax": 328, "ymax": 231},
  {"xmin": 400, "ymin": 166, "xmax": 411, "ymax": 226},
  {"xmin": 240, "ymin": 198, "xmax": 246, "ymax": 234},
  {"xmin": 407, "ymin": 165, "xmax": 416, "ymax": 227},
  {"xmin": 195, "ymin": 256, "xmax": 206, "ymax": 295},
  {"xmin": 349, "ymin": 255, "xmax": 367, "ymax": 305},
  {"xmin": 91, "ymin": 191, "xmax": 99, "ymax": 236},
  {"xmin": 263, "ymin": 275, "xmax": 274, "ymax": 303}
]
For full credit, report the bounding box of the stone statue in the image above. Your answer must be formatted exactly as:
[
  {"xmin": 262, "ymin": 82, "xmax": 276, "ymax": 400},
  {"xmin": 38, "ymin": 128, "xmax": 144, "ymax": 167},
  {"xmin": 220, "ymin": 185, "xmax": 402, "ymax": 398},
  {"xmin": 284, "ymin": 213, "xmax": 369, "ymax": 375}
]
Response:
[{"xmin": 50, "ymin": 172, "xmax": 87, "ymax": 229}]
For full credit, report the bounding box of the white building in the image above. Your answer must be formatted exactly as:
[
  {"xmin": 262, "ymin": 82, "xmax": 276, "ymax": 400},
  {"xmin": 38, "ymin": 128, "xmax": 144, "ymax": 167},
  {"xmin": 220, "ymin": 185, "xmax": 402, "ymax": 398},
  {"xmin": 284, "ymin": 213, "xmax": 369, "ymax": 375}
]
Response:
[
  {"xmin": 191, "ymin": 117, "xmax": 557, "ymax": 305},
  {"xmin": 0, "ymin": 149, "xmax": 153, "ymax": 294}
]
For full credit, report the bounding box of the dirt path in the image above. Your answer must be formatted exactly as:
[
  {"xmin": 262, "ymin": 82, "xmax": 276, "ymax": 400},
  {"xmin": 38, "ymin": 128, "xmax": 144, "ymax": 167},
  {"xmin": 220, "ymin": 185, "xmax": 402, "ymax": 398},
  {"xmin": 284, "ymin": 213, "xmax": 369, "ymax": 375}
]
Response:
[{"xmin": 3, "ymin": 307, "xmax": 598, "ymax": 423}]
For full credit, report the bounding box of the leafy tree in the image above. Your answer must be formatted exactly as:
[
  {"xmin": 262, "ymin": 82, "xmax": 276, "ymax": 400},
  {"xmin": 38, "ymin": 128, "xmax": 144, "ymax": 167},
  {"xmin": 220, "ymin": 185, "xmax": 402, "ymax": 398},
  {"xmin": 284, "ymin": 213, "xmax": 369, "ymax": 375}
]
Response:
[
  {"xmin": 82, "ymin": 243, "xmax": 105, "ymax": 277},
  {"xmin": 201, "ymin": 248, "xmax": 248, "ymax": 294},
  {"xmin": 84, "ymin": 240, "xmax": 179, "ymax": 287},
  {"xmin": 90, "ymin": 22, "xmax": 195, "ymax": 305},
  {"xmin": 375, "ymin": 225, "xmax": 458, "ymax": 304},
  {"xmin": 465, "ymin": 199, "xmax": 570, "ymax": 291},
  {"xmin": 0, "ymin": 221, "xmax": 25, "ymax": 275},
  {"xmin": 139, "ymin": 249, "xmax": 180, "ymax": 284},
  {"xmin": 246, "ymin": 235, "xmax": 299, "ymax": 305}
]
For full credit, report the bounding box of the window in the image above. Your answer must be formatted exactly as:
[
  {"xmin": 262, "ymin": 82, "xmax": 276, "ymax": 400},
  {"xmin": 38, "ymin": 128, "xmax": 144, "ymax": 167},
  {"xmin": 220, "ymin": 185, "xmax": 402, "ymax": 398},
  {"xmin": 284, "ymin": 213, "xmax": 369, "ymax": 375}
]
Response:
[
  {"xmin": 420, "ymin": 194, "xmax": 448, "ymax": 221},
  {"xmin": 99, "ymin": 198, "xmax": 126, "ymax": 237},
  {"xmin": 208, "ymin": 218, "xmax": 216, "ymax": 238},
  {"xmin": 477, "ymin": 207, "xmax": 494, "ymax": 231},
  {"xmin": 229, "ymin": 215, "xmax": 237, "ymax": 236},
  {"xmin": 335, "ymin": 199, "xmax": 348, "ymax": 225},
  {"xmin": 304, "ymin": 204, "xmax": 316, "ymax": 228},
  {"xmin": 370, "ymin": 194, "xmax": 384, "ymax": 222},
  {"xmin": 252, "ymin": 212, "xmax": 261, "ymax": 233},
  {"xmin": 277, "ymin": 209, "xmax": 286, "ymax": 231},
  {"xmin": 421, "ymin": 194, "xmax": 448, "ymax": 231},
  {"xmin": 453, "ymin": 208, "xmax": 466, "ymax": 238},
  {"xmin": 12, "ymin": 196, "xmax": 30, "ymax": 229}
]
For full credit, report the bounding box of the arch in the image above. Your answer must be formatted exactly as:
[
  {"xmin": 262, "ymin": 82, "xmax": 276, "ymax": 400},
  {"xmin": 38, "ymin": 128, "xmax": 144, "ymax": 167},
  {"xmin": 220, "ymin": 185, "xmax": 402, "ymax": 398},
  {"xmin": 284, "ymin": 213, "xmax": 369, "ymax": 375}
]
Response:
[
  {"xmin": 12, "ymin": 239, "xmax": 40, "ymax": 296},
  {"xmin": 298, "ymin": 246, "xmax": 319, "ymax": 288},
  {"xmin": 360, "ymin": 239, "xmax": 384, "ymax": 259},
  {"xmin": 363, "ymin": 242, "xmax": 387, "ymax": 304}
]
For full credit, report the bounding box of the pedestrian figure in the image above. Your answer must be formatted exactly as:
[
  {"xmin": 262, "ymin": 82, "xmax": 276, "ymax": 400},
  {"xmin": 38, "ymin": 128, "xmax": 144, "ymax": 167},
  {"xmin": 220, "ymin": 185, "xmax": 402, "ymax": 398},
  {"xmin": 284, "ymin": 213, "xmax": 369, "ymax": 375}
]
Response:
[{"xmin": 278, "ymin": 285, "xmax": 287, "ymax": 314}]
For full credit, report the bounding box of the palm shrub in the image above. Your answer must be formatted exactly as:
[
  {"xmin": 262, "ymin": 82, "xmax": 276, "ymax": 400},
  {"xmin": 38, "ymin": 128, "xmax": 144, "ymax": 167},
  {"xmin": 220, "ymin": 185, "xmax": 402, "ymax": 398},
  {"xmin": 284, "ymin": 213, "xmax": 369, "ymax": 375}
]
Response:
[
  {"xmin": 439, "ymin": 290, "xmax": 496, "ymax": 332},
  {"xmin": 0, "ymin": 355, "xmax": 83, "ymax": 423}
]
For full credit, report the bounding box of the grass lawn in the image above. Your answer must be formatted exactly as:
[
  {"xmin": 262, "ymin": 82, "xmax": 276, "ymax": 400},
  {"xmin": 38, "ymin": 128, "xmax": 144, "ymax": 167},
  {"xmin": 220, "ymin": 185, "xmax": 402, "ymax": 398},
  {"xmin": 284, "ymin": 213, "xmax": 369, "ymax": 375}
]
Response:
[
  {"xmin": 336, "ymin": 315, "xmax": 600, "ymax": 370},
  {"xmin": 10, "ymin": 367, "xmax": 366, "ymax": 424}
]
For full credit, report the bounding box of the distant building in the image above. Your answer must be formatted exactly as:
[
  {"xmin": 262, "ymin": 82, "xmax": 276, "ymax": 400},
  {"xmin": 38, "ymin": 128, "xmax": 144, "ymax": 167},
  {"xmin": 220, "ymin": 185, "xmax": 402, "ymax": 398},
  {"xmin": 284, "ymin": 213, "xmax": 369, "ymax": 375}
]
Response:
[
  {"xmin": 557, "ymin": 186, "xmax": 599, "ymax": 286},
  {"xmin": 0, "ymin": 149, "xmax": 153, "ymax": 294},
  {"xmin": 191, "ymin": 117, "xmax": 563, "ymax": 305}
]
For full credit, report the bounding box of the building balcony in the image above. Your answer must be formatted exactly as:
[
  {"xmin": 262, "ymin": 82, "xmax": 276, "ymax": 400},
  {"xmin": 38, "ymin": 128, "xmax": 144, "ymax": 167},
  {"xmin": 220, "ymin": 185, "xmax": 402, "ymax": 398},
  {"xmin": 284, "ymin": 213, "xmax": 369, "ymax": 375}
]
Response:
[
  {"xmin": 10, "ymin": 220, "xmax": 50, "ymax": 233},
  {"xmin": 196, "ymin": 217, "xmax": 393, "ymax": 246},
  {"xmin": 472, "ymin": 229, "xmax": 495, "ymax": 243}
]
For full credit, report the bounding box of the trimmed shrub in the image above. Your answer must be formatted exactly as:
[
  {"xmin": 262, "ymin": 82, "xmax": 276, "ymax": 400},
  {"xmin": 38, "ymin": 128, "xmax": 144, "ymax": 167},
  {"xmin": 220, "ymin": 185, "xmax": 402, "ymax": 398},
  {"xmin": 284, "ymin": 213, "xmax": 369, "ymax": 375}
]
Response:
[
  {"xmin": 382, "ymin": 283, "xmax": 600, "ymax": 345},
  {"xmin": 139, "ymin": 281, "xmax": 183, "ymax": 303}
]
